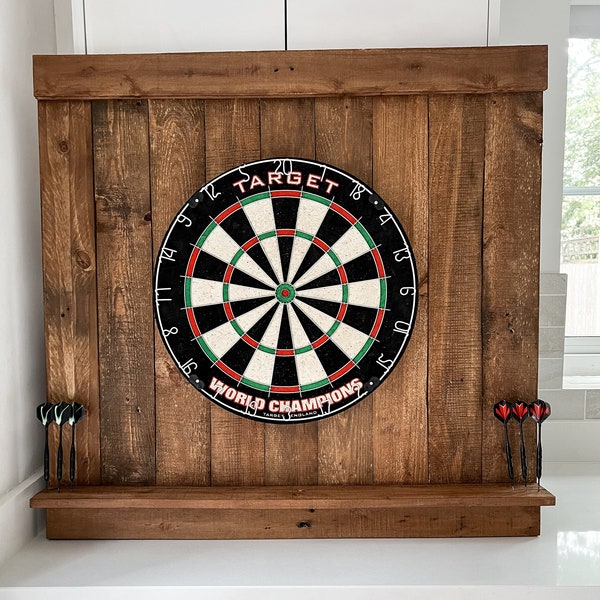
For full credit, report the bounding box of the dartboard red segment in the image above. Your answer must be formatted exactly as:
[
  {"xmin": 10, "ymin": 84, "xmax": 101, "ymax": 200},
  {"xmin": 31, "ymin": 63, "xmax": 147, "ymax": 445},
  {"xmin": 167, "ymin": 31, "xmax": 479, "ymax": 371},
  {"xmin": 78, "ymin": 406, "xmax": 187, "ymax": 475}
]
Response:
[{"xmin": 154, "ymin": 158, "xmax": 418, "ymax": 423}]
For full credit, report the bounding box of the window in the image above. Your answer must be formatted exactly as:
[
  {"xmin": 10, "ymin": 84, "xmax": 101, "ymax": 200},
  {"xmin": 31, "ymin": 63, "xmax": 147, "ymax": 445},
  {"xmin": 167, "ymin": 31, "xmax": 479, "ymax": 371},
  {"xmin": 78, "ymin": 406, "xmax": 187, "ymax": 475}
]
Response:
[{"xmin": 562, "ymin": 5, "xmax": 600, "ymax": 386}]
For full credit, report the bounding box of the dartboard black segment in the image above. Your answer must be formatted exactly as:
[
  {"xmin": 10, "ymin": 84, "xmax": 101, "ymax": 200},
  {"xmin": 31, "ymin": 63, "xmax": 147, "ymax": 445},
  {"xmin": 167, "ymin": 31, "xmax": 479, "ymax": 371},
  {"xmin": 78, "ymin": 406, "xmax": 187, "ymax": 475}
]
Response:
[{"xmin": 154, "ymin": 158, "xmax": 418, "ymax": 423}]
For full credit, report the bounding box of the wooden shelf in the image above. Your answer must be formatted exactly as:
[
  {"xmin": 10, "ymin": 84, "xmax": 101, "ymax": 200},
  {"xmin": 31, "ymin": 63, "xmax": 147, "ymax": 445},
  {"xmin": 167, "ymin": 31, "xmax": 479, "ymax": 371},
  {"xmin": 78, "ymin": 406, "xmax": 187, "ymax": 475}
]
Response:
[{"xmin": 31, "ymin": 485, "xmax": 555, "ymax": 539}]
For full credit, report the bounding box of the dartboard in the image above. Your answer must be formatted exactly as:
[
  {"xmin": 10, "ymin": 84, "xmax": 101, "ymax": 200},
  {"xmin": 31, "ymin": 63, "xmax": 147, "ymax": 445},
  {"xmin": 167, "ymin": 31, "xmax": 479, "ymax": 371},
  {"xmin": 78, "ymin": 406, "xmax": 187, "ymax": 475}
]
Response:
[{"xmin": 154, "ymin": 158, "xmax": 417, "ymax": 423}]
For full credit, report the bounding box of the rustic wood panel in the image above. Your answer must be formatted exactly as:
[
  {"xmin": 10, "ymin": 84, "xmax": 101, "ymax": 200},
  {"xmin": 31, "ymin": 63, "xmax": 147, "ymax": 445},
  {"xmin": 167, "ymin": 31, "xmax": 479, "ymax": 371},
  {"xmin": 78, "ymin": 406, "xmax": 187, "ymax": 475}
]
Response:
[
  {"xmin": 482, "ymin": 93, "xmax": 542, "ymax": 483},
  {"xmin": 428, "ymin": 95, "xmax": 485, "ymax": 484},
  {"xmin": 33, "ymin": 46, "xmax": 548, "ymax": 100},
  {"xmin": 372, "ymin": 96, "xmax": 429, "ymax": 484},
  {"xmin": 33, "ymin": 484, "xmax": 556, "ymax": 510},
  {"xmin": 315, "ymin": 96, "xmax": 374, "ymax": 485},
  {"xmin": 93, "ymin": 100, "xmax": 155, "ymax": 484},
  {"xmin": 260, "ymin": 98, "xmax": 319, "ymax": 486},
  {"xmin": 38, "ymin": 100, "xmax": 100, "ymax": 486},
  {"xmin": 205, "ymin": 99, "xmax": 264, "ymax": 486},
  {"xmin": 44, "ymin": 505, "xmax": 544, "ymax": 539},
  {"xmin": 149, "ymin": 99, "xmax": 211, "ymax": 486}
]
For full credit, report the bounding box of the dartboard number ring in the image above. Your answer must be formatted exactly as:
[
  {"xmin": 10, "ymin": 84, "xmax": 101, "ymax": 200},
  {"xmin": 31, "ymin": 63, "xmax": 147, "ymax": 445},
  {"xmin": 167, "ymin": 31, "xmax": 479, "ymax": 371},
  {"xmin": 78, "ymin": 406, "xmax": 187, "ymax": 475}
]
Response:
[{"xmin": 154, "ymin": 158, "xmax": 417, "ymax": 423}]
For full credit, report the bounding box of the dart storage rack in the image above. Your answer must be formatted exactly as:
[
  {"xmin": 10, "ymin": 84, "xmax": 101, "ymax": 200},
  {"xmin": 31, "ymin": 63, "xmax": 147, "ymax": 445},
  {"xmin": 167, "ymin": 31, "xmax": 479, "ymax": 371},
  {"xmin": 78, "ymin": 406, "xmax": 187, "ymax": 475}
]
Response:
[{"xmin": 30, "ymin": 46, "xmax": 555, "ymax": 539}]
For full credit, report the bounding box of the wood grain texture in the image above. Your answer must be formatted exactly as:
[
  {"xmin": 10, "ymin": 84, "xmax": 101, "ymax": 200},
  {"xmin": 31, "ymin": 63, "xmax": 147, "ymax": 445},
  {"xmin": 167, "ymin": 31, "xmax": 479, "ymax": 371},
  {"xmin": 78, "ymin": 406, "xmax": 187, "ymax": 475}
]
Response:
[
  {"xmin": 93, "ymin": 100, "xmax": 155, "ymax": 484},
  {"xmin": 372, "ymin": 96, "xmax": 429, "ymax": 484},
  {"xmin": 315, "ymin": 96, "xmax": 374, "ymax": 485},
  {"xmin": 32, "ymin": 484, "xmax": 555, "ymax": 509},
  {"xmin": 38, "ymin": 100, "xmax": 100, "ymax": 485},
  {"xmin": 260, "ymin": 98, "xmax": 319, "ymax": 485},
  {"xmin": 43, "ymin": 505, "xmax": 545, "ymax": 539},
  {"xmin": 428, "ymin": 95, "xmax": 485, "ymax": 484},
  {"xmin": 33, "ymin": 46, "xmax": 548, "ymax": 100},
  {"xmin": 205, "ymin": 99, "xmax": 264, "ymax": 486},
  {"xmin": 482, "ymin": 93, "xmax": 542, "ymax": 483},
  {"xmin": 149, "ymin": 99, "xmax": 211, "ymax": 486}
]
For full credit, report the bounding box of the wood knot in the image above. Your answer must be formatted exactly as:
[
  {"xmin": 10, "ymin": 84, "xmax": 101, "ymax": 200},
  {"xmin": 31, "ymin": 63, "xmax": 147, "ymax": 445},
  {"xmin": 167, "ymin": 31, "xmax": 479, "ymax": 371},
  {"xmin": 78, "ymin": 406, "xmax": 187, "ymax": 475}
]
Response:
[
  {"xmin": 296, "ymin": 521, "xmax": 312, "ymax": 529},
  {"xmin": 74, "ymin": 249, "xmax": 92, "ymax": 270},
  {"xmin": 58, "ymin": 141, "xmax": 69, "ymax": 153},
  {"xmin": 143, "ymin": 211, "xmax": 152, "ymax": 222}
]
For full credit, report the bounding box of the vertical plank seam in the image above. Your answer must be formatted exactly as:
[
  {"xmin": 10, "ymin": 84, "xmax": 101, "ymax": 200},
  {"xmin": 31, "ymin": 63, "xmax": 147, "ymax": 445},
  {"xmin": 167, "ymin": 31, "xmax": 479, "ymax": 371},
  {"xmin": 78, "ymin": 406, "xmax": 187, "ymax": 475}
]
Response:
[
  {"xmin": 89, "ymin": 99, "xmax": 104, "ymax": 484},
  {"xmin": 147, "ymin": 99, "xmax": 158, "ymax": 485},
  {"xmin": 426, "ymin": 94, "xmax": 432, "ymax": 485},
  {"xmin": 202, "ymin": 100, "xmax": 212, "ymax": 487}
]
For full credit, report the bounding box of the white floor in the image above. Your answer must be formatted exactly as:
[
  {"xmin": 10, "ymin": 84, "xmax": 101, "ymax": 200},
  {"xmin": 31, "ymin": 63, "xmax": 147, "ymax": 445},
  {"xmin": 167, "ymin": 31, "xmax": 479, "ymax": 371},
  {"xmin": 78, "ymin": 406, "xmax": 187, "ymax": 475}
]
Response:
[{"xmin": 0, "ymin": 463, "xmax": 599, "ymax": 600}]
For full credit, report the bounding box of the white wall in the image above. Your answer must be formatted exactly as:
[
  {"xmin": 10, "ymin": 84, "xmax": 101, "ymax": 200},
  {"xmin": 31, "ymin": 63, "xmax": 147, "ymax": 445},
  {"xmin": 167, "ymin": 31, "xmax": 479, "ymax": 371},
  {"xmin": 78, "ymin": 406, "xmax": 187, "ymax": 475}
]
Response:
[
  {"xmin": 495, "ymin": 0, "xmax": 570, "ymax": 274},
  {"xmin": 0, "ymin": 0, "xmax": 55, "ymax": 494}
]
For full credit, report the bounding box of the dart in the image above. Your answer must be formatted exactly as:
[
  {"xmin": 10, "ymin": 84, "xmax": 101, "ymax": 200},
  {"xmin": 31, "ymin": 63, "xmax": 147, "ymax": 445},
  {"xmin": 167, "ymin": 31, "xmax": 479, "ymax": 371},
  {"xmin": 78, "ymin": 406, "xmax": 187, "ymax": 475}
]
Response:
[
  {"xmin": 493, "ymin": 400, "xmax": 515, "ymax": 489},
  {"xmin": 511, "ymin": 401, "xmax": 530, "ymax": 487},
  {"xmin": 529, "ymin": 399, "xmax": 551, "ymax": 491},
  {"xmin": 53, "ymin": 402, "xmax": 72, "ymax": 492},
  {"xmin": 35, "ymin": 402, "xmax": 55, "ymax": 490},
  {"xmin": 68, "ymin": 402, "xmax": 85, "ymax": 487}
]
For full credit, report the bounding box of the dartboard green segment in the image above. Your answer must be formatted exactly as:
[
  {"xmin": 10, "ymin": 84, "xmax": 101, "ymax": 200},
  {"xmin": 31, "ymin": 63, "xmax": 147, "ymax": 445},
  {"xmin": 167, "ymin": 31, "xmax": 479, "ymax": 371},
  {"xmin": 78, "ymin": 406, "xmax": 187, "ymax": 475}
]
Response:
[
  {"xmin": 276, "ymin": 283, "xmax": 295, "ymax": 303},
  {"xmin": 155, "ymin": 158, "xmax": 418, "ymax": 423}
]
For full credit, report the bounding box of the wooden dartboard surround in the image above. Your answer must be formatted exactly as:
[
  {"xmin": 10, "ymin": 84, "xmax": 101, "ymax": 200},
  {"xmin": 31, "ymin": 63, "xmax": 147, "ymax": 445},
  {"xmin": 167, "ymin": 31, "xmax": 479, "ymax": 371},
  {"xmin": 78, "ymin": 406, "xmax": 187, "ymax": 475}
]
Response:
[{"xmin": 31, "ymin": 46, "xmax": 555, "ymax": 539}]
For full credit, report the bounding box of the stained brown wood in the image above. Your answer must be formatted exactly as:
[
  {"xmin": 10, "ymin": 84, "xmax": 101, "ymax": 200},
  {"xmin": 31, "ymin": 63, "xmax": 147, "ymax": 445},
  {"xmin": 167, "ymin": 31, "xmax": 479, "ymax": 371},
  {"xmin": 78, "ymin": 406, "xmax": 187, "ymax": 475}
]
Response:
[
  {"xmin": 35, "ymin": 485, "xmax": 553, "ymax": 539},
  {"xmin": 32, "ymin": 484, "xmax": 555, "ymax": 509},
  {"xmin": 149, "ymin": 99, "xmax": 211, "ymax": 486},
  {"xmin": 260, "ymin": 98, "xmax": 319, "ymax": 485},
  {"xmin": 372, "ymin": 96, "xmax": 429, "ymax": 484},
  {"xmin": 482, "ymin": 93, "xmax": 542, "ymax": 483},
  {"xmin": 38, "ymin": 100, "xmax": 100, "ymax": 485},
  {"xmin": 205, "ymin": 99, "xmax": 264, "ymax": 486},
  {"xmin": 93, "ymin": 100, "xmax": 155, "ymax": 484},
  {"xmin": 428, "ymin": 95, "xmax": 485, "ymax": 484},
  {"xmin": 33, "ymin": 46, "xmax": 548, "ymax": 100},
  {"xmin": 33, "ymin": 47, "xmax": 549, "ymax": 540},
  {"xmin": 315, "ymin": 97, "xmax": 374, "ymax": 485}
]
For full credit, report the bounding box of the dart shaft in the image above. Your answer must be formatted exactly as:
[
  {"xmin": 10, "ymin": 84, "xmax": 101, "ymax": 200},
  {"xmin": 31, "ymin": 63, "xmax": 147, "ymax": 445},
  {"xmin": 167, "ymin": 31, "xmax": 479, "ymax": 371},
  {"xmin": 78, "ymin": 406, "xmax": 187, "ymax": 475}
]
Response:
[
  {"xmin": 519, "ymin": 422, "xmax": 528, "ymax": 482},
  {"xmin": 57, "ymin": 425, "xmax": 63, "ymax": 486},
  {"xmin": 70, "ymin": 424, "xmax": 76, "ymax": 482},
  {"xmin": 536, "ymin": 423, "xmax": 543, "ymax": 484},
  {"xmin": 504, "ymin": 424, "xmax": 514, "ymax": 482},
  {"xmin": 44, "ymin": 427, "xmax": 49, "ymax": 485}
]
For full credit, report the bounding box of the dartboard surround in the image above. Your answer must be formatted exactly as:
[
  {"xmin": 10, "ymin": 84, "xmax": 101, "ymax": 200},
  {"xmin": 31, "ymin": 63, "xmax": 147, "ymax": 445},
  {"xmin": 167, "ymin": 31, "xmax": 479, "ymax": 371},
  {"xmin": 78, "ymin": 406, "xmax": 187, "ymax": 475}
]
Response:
[{"xmin": 154, "ymin": 158, "xmax": 417, "ymax": 423}]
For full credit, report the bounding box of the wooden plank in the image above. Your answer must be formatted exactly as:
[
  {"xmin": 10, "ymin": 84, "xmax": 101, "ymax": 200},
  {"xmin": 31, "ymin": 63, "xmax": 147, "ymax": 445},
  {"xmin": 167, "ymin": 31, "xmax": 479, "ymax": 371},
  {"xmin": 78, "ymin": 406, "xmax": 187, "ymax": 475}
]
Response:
[
  {"xmin": 33, "ymin": 46, "xmax": 548, "ymax": 100},
  {"xmin": 93, "ymin": 100, "xmax": 155, "ymax": 484},
  {"xmin": 149, "ymin": 99, "xmax": 211, "ymax": 486},
  {"xmin": 372, "ymin": 96, "xmax": 429, "ymax": 484},
  {"xmin": 260, "ymin": 98, "xmax": 319, "ymax": 486},
  {"xmin": 43, "ymin": 505, "xmax": 544, "ymax": 539},
  {"xmin": 38, "ymin": 100, "xmax": 100, "ymax": 486},
  {"xmin": 315, "ymin": 96, "xmax": 373, "ymax": 485},
  {"xmin": 428, "ymin": 95, "xmax": 485, "ymax": 484},
  {"xmin": 205, "ymin": 99, "xmax": 264, "ymax": 486},
  {"xmin": 482, "ymin": 93, "xmax": 542, "ymax": 483},
  {"xmin": 32, "ymin": 485, "xmax": 555, "ymax": 510}
]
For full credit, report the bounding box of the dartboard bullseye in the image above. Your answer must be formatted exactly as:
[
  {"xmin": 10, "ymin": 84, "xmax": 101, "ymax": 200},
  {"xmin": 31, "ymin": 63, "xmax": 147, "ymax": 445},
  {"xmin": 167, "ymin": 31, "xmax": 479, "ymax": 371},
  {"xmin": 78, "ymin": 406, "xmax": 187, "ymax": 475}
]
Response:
[{"xmin": 154, "ymin": 158, "xmax": 418, "ymax": 423}]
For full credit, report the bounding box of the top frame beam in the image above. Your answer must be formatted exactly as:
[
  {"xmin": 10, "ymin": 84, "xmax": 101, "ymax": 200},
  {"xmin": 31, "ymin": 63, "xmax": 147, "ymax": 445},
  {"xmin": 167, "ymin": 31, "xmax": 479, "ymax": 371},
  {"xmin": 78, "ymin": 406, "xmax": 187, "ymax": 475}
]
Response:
[{"xmin": 33, "ymin": 46, "xmax": 547, "ymax": 100}]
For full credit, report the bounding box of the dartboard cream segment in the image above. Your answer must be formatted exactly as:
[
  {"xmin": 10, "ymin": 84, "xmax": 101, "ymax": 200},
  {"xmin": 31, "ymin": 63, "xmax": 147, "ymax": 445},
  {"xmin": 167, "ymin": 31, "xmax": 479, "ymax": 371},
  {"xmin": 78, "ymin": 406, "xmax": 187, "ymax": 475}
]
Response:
[
  {"xmin": 189, "ymin": 278, "xmax": 273, "ymax": 307},
  {"xmin": 286, "ymin": 235, "xmax": 313, "ymax": 283},
  {"xmin": 242, "ymin": 304, "xmax": 283, "ymax": 385},
  {"xmin": 243, "ymin": 196, "xmax": 277, "ymax": 235},
  {"xmin": 234, "ymin": 299, "xmax": 277, "ymax": 332},
  {"xmin": 330, "ymin": 225, "xmax": 373, "ymax": 264},
  {"xmin": 346, "ymin": 279, "xmax": 383, "ymax": 309},
  {"xmin": 259, "ymin": 235, "xmax": 285, "ymax": 283},
  {"xmin": 200, "ymin": 318, "xmax": 242, "ymax": 359},
  {"xmin": 296, "ymin": 284, "xmax": 343, "ymax": 304},
  {"xmin": 287, "ymin": 306, "xmax": 328, "ymax": 386},
  {"xmin": 293, "ymin": 299, "xmax": 336, "ymax": 335},
  {"xmin": 295, "ymin": 197, "xmax": 329, "ymax": 236},
  {"xmin": 293, "ymin": 252, "xmax": 338, "ymax": 289},
  {"xmin": 199, "ymin": 223, "xmax": 276, "ymax": 288},
  {"xmin": 329, "ymin": 321, "xmax": 371, "ymax": 361}
]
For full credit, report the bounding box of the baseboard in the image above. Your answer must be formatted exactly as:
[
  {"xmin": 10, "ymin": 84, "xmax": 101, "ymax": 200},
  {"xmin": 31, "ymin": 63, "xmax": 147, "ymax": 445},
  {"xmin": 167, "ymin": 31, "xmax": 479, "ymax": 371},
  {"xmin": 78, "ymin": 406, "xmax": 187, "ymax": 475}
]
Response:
[{"xmin": 0, "ymin": 470, "xmax": 44, "ymax": 567}]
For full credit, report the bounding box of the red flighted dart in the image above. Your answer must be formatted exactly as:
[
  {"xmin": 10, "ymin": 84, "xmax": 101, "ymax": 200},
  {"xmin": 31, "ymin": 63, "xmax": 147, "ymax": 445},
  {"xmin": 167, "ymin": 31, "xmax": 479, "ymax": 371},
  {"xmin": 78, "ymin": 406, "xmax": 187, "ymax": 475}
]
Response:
[
  {"xmin": 511, "ymin": 401, "xmax": 530, "ymax": 487},
  {"xmin": 529, "ymin": 399, "xmax": 551, "ymax": 491},
  {"xmin": 493, "ymin": 400, "xmax": 515, "ymax": 489}
]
